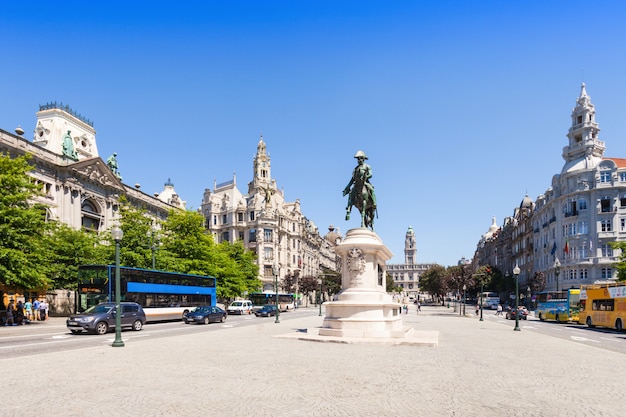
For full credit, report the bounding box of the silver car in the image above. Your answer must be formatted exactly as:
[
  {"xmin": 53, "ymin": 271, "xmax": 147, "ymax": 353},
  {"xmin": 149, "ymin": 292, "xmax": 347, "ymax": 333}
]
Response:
[{"xmin": 66, "ymin": 302, "xmax": 146, "ymax": 335}]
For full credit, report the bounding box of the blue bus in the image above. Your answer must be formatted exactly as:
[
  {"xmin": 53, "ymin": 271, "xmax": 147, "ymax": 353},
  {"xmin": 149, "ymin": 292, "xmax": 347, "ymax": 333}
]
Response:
[{"xmin": 76, "ymin": 265, "xmax": 217, "ymax": 321}]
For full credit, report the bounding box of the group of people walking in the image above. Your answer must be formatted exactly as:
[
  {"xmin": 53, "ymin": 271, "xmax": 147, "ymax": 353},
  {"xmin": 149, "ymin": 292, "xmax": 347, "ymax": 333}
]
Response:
[{"xmin": 4, "ymin": 298, "xmax": 48, "ymax": 326}]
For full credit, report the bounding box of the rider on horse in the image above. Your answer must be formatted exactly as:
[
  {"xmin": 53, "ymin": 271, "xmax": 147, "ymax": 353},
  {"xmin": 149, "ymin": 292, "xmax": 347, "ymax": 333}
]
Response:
[{"xmin": 343, "ymin": 150, "xmax": 377, "ymax": 229}]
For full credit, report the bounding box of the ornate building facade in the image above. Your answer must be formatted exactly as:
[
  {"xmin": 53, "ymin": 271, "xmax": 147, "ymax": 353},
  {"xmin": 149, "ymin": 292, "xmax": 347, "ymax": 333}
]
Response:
[
  {"xmin": 386, "ymin": 226, "xmax": 435, "ymax": 299},
  {"xmin": 1, "ymin": 103, "xmax": 186, "ymax": 309},
  {"xmin": 475, "ymin": 84, "xmax": 626, "ymax": 291},
  {"xmin": 200, "ymin": 137, "xmax": 339, "ymax": 289}
]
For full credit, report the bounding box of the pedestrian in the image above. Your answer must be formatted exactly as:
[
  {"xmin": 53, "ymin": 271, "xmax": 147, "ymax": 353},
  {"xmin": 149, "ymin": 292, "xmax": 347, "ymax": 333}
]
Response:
[
  {"xmin": 403, "ymin": 304, "xmax": 408, "ymax": 314},
  {"xmin": 39, "ymin": 299, "xmax": 48, "ymax": 321},
  {"xmin": 24, "ymin": 299, "xmax": 32, "ymax": 321},
  {"xmin": 32, "ymin": 298, "xmax": 40, "ymax": 320},
  {"xmin": 496, "ymin": 304, "xmax": 503, "ymax": 316},
  {"xmin": 417, "ymin": 301, "xmax": 421, "ymax": 312},
  {"xmin": 5, "ymin": 300, "xmax": 15, "ymax": 326},
  {"xmin": 16, "ymin": 301, "xmax": 24, "ymax": 325},
  {"xmin": 475, "ymin": 304, "xmax": 480, "ymax": 315}
]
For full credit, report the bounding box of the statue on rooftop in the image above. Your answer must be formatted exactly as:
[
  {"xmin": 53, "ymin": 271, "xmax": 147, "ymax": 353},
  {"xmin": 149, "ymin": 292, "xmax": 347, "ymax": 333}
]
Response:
[
  {"xmin": 62, "ymin": 130, "xmax": 78, "ymax": 160},
  {"xmin": 343, "ymin": 150, "xmax": 377, "ymax": 230},
  {"xmin": 107, "ymin": 153, "xmax": 122, "ymax": 181}
]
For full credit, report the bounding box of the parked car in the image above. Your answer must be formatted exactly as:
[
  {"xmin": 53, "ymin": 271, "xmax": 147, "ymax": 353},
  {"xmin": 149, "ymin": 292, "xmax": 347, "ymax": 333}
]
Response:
[
  {"xmin": 505, "ymin": 306, "xmax": 529, "ymax": 320},
  {"xmin": 183, "ymin": 306, "xmax": 227, "ymax": 324},
  {"xmin": 66, "ymin": 302, "xmax": 146, "ymax": 335},
  {"xmin": 227, "ymin": 300, "xmax": 253, "ymax": 315},
  {"xmin": 255, "ymin": 305, "xmax": 278, "ymax": 317}
]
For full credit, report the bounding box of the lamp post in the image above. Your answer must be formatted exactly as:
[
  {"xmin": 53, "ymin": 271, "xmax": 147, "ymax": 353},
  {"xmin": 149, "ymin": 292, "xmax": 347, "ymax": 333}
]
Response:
[
  {"xmin": 463, "ymin": 284, "xmax": 467, "ymax": 315},
  {"xmin": 150, "ymin": 227, "xmax": 158, "ymax": 270},
  {"xmin": 111, "ymin": 226, "xmax": 125, "ymax": 347},
  {"xmin": 513, "ymin": 264, "xmax": 521, "ymax": 332},
  {"xmin": 554, "ymin": 257, "xmax": 561, "ymax": 292},
  {"xmin": 273, "ymin": 264, "xmax": 280, "ymax": 324},
  {"xmin": 480, "ymin": 280, "xmax": 484, "ymax": 321},
  {"xmin": 318, "ymin": 277, "xmax": 323, "ymax": 316}
]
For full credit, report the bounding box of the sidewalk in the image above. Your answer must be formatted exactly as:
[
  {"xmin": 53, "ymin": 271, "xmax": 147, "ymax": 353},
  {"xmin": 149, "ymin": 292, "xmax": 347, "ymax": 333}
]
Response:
[{"xmin": 2, "ymin": 304, "xmax": 624, "ymax": 417}]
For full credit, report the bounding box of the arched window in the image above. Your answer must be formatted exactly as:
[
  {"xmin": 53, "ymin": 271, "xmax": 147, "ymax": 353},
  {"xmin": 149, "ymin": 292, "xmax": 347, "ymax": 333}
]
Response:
[{"xmin": 81, "ymin": 199, "xmax": 102, "ymax": 232}]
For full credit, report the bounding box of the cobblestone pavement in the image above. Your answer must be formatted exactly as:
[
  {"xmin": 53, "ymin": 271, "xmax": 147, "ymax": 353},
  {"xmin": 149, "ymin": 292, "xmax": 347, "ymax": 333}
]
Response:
[{"xmin": 2, "ymin": 305, "xmax": 624, "ymax": 417}]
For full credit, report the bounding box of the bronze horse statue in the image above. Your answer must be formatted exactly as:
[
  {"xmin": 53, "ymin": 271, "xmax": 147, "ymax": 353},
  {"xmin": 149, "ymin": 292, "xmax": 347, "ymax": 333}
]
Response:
[{"xmin": 343, "ymin": 150, "xmax": 377, "ymax": 230}]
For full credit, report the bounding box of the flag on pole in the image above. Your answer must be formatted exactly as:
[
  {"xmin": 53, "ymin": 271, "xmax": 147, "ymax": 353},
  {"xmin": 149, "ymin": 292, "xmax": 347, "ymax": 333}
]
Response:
[
  {"xmin": 564, "ymin": 240, "xmax": 569, "ymax": 255},
  {"xmin": 551, "ymin": 242, "xmax": 557, "ymax": 255}
]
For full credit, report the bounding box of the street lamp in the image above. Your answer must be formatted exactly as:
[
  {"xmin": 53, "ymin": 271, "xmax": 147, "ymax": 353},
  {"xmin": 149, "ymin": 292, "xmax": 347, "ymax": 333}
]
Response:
[
  {"xmin": 111, "ymin": 226, "xmax": 124, "ymax": 347},
  {"xmin": 513, "ymin": 264, "xmax": 521, "ymax": 332},
  {"xmin": 273, "ymin": 264, "xmax": 280, "ymax": 324},
  {"xmin": 318, "ymin": 277, "xmax": 323, "ymax": 316},
  {"xmin": 150, "ymin": 226, "xmax": 158, "ymax": 270},
  {"xmin": 463, "ymin": 284, "xmax": 467, "ymax": 315},
  {"xmin": 554, "ymin": 257, "xmax": 561, "ymax": 292}
]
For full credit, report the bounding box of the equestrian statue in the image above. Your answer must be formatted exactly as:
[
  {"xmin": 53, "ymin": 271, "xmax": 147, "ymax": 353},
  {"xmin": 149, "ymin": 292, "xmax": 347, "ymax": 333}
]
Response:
[{"xmin": 343, "ymin": 150, "xmax": 377, "ymax": 230}]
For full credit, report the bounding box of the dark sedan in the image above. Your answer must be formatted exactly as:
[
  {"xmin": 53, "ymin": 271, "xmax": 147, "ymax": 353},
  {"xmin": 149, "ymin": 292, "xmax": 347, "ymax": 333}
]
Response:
[
  {"xmin": 505, "ymin": 306, "xmax": 529, "ymax": 320},
  {"xmin": 183, "ymin": 306, "xmax": 227, "ymax": 325},
  {"xmin": 255, "ymin": 305, "xmax": 278, "ymax": 317}
]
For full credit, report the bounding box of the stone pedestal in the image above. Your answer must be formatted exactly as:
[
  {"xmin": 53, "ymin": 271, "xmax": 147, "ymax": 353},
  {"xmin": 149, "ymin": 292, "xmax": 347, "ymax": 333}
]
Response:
[{"xmin": 319, "ymin": 228, "xmax": 406, "ymax": 339}]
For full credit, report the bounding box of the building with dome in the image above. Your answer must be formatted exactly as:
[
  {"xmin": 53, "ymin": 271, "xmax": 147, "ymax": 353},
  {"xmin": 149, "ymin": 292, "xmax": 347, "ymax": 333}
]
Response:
[
  {"xmin": 474, "ymin": 84, "xmax": 626, "ymax": 291},
  {"xmin": 386, "ymin": 226, "xmax": 435, "ymax": 299},
  {"xmin": 200, "ymin": 136, "xmax": 339, "ymax": 289}
]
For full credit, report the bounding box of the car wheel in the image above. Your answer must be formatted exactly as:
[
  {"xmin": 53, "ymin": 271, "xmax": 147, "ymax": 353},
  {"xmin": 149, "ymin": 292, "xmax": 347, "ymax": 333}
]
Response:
[
  {"xmin": 132, "ymin": 320, "xmax": 143, "ymax": 331},
  {"xmin": 204, "ymin": 316, "xmax": 210, "ymax": 325},
  {"xmin": 183, "ymin": 319, "xmax": 189, "ymax": 324},
  {"xmin": 539, "ymin": 313, "xmax": 544, "ymax": 321},
  {"xmin": 182, "ymin": 310, "xmax": 189, "ymax": 320},
  {"xmin": 70, "ymin": 329, "xmax": 82, "ymax": 335},
  {"xmin": 95, "ymin": 321, "xmax": 108, "ymax": 335},
  {"xmin": 586, "ymin": 316, "xmax": 594, "ymax": 328},
  {"xmin": 220, "ymin": 315, "xmax": 226, "ymax": 323}
]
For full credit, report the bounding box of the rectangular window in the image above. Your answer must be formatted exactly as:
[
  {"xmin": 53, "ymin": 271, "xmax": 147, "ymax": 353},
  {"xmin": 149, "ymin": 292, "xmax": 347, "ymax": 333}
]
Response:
[
  {"xmin": 238, "ymin": 231, "xmax": 244, "ymax": 241},
  {"xmin": 213, "ymin": 215, "xmax": 217, "ymax": 226},
  {"xmin": 601, "ymin": 198, "xmax": 611, "ymax": 212},
  {"xmin": 601, "ymin": 219, "xmax": 612, "ymax": 232},
  {"xmin": 620, "ymin": 172, "xmax": 626, "ymax": 182},
  {"xmin": 569, "ymin": 223, "xmax": 576, "ymax": 235},
  {"xmin": 580, "ymin": 269, "xmax": 588, "ymax": 279},
  {"xmin": 601, "ymin": 244, "xmax": 613, "ymax": 257},
  {"xmin": 264, "ymin": 247, "xmax": 273, "ymax": 260},
  {"xmin": 578, "ymin": 221, "xmax": 588, "ymax": 234},
  {"xmin": 238, "ymin": 212, "xmax": 244, "ymax": 222},
  {"xmin": 578, "ymin": 199, "xmax": 587, "ymax": 210},
  {"xmin": 222, "ymin": 214, "xmax": 227, "ymax": 224},
  {"xmin": 221, "ymin": 231, "xmax": 229, "ymax": 243},
  {"xmin": 600, "ymin": 171, "xmax": 611, "ymax": 183},
  {"xmin": 264, "ymin": 229, "xmax": 273, "ymax": 243},
  {"xmin": 249, "ymin": 229, "xmax": 256, "ymax": 242},
  {"xmin": 249, "ymin": 211, "xmax": 255, "ymax": 221},
  {"xmin": 601, "ymin": 268, "xmax": 613, "ymax": 279}
]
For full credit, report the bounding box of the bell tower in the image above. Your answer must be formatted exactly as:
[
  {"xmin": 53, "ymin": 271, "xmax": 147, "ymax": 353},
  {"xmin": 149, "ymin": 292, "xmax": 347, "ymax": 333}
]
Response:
[
  {"xmin": 404, "ymin": 226, "xmax": 416, "ymax": 265},
  {"xmin": 563, "ymin": 83, "xmax": 604, "ymax": 164}
]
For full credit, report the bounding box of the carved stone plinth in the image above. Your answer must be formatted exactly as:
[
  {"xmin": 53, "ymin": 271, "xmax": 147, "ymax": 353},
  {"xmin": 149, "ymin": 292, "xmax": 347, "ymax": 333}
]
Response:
[{"xmin": 319, "ymin": 228, "xmax": 407, "ymax": 339}]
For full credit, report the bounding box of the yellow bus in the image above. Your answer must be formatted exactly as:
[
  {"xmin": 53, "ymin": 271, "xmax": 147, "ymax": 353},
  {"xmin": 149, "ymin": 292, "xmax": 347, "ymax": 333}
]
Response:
[{"xmin": 579, "ymin": 282, "xmax": 626, "ymax": 330}]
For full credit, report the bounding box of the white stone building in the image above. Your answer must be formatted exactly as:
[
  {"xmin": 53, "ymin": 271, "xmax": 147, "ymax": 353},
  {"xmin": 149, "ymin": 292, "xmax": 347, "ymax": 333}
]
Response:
[
  {"xmin": 386, "ymin": 226, "xmax": 435, "ymax": 299},
  {"xmin": 475, "ymin": 84, "xmax": 626, "ymax": 291},
  {"xmin": 200, "ymin": 136, "xmax": 339, "ymax": 289},
  {"xmin": 0, "ymin": 102, "xmax": 185, "ymax": 233}
]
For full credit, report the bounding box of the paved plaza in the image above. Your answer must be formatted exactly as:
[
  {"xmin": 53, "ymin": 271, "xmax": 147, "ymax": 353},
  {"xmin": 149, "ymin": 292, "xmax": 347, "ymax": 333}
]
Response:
[{"xmin": 2, "ymin": 305, "xmax": 624, "ymax": 417}]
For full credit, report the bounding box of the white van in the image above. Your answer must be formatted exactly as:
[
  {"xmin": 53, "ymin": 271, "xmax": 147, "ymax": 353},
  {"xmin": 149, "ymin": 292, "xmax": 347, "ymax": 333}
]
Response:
[{"xmin": 227, "ymin": 300, "xmax": 253, "ymax": 315}]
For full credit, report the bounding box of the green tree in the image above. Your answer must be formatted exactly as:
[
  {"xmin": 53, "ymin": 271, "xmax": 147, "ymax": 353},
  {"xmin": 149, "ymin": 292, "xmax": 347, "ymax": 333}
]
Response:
[
  {"xmin": 299, "ymin": 275, "xmax": 319, "ymax": 307},
  {"xmin": 0, "ymin": 153, "xmax": 52, "ymax": 289},
  {"xmin": 114, "ymin": 198, "xmax": 160, "ymax": 269},
  {"xmin": 46, "ymin": 223, "xmax": 106, "ymax": 289},
  {"xmin": 610, "ymin": 241, "xmax": 626, "ymax": 281},
  {"xmin": 420, "ymin": 264, "xmax": 447, "ymax": 299},
  {"xmin": 386, "ymin": 272, "xmax": 402, "ymax": 293}
]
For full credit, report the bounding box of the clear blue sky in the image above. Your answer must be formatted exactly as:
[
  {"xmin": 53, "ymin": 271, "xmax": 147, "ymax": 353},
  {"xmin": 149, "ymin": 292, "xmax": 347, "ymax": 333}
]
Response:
[{"xmin": 2, "ymin": 1, "xmax": 626, "ymax": 266}]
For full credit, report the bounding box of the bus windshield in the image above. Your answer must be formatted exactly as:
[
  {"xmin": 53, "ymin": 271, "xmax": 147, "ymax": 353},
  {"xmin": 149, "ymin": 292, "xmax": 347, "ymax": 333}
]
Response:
[{"xmin": 250, "ymin": 292, "xmax": 295, "ymax": 312}]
